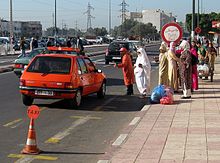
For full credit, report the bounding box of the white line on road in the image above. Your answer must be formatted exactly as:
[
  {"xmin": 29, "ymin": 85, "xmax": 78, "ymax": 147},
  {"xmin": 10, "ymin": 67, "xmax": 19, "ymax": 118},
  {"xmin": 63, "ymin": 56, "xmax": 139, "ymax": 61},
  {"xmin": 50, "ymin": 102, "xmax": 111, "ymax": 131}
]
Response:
[
  {"xmin": 129, "ymin": 117, "xmax": 140, "ymax": 126},
  {"xmin": 97, "ymin": 160, "xmax": 110, "ymax": 163},
  {"xmin": 141, "ymin": 105, "xmax": 151, "ymax": 111},
  {"xmin": 45, "ymin": 116, "xmax": 91, "ymax": 143},
  {"xmin": 15, "ymin": 156, "xmax": 35, "ymax": 163},
  {"xmin": 112, "ymin": 134, "xmax": 128, "ymax": 146}
]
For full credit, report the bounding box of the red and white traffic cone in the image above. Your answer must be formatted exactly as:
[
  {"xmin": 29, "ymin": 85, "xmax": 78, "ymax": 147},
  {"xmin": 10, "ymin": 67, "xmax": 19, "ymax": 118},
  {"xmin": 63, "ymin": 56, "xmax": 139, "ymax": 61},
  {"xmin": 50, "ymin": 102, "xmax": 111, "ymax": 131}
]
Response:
[{"xmin": 21, "ymin": 118, "xmax": 40, "ymax": 154}]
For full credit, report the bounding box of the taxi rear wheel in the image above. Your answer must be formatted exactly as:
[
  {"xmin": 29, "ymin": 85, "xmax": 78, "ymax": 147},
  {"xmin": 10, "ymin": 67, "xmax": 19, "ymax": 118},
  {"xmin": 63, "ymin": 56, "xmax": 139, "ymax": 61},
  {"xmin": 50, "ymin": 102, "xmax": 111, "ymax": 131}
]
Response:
[
  {"xmin": 97, "ymin": 82, "xmax": 106, "ymax": 98},
  {"xmin": 22, "ymin": 95, "xmax": 34, "ymax": 106},
  {"xmin": 71, "ymin": 89, "xmax": 82, "ymax": 108}
]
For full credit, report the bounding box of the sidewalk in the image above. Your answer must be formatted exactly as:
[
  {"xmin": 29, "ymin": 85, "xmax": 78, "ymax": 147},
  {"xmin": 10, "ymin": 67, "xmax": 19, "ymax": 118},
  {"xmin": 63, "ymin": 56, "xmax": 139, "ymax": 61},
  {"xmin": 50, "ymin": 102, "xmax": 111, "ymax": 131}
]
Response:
[{"xmin": 109, "ymin": 56, "xmax": 220, "ymax": 163}]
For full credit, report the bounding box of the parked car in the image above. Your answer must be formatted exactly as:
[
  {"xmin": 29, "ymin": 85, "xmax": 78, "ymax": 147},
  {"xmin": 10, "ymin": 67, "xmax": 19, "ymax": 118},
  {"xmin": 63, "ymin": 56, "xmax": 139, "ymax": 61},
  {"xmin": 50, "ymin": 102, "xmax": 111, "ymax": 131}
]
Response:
[
  {"xmin": 19, "ymin": 54, "xmax": 106, "ymax": 108},
  {"xmin": 13, "ymin": 47, "xmax": 80, "ymax": 78},
  {"xmin": 105, "ymin": 41, "xmax": 138, "ymax": 64}
]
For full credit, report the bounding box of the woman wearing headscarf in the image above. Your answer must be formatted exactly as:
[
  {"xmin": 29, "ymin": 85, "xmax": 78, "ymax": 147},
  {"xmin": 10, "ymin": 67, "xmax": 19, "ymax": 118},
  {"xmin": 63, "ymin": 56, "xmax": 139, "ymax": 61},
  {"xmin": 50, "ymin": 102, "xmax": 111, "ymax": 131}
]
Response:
[
  {"xmin": 179, "ymin": 40, "xmax": 192, "ymax": 99},
  {"xmin": 207, "ymin": 42, "xmax": 217, "ymax": 71},
  {"xmin": 134, "ymin": 48, "xmax": 151, "ymax": 98},
  {"xmin": 190, "ymin": 41, "xmax": 198, "ymax": 91},
  {"xmin": 158, "ymin": 42, "xmax": 168, "ymax": 86},
  {"xmin": 167, "ymin": 42, "xmax": 180, "ymax": 92}
]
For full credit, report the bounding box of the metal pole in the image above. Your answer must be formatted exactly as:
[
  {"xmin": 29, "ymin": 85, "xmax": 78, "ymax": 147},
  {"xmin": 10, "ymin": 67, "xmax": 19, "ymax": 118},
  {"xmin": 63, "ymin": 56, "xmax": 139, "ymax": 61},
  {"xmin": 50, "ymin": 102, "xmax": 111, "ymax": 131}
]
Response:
[
  {"xmin": 191, "ymin": 0, "xmax": 195, "ymax": 40},
  {"xmin": 197, "ymin": 0, "xmax": 199, "ymax": 27},
  {"xmin": 109, "ymin": 0, "xmax": 111, "ymax": 35},
  {"xmin": 54, "ymin": 0, "xmax": 57, "ymax": 37},
  {"xmin": 9, "ymin": 0, "xmax": 13, "ymax": 51}
]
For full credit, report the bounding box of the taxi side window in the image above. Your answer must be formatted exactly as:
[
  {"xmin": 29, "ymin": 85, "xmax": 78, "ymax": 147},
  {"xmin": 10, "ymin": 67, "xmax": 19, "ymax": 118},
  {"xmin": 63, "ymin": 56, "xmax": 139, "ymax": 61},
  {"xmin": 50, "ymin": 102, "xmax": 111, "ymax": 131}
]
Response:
[
  {"xmin": 77, "ymin": 58, "xmax": 88, "ymax": 74},
  {"xmin": 84, "ymin": 58, "xmax": 95, "ymax": 72}
]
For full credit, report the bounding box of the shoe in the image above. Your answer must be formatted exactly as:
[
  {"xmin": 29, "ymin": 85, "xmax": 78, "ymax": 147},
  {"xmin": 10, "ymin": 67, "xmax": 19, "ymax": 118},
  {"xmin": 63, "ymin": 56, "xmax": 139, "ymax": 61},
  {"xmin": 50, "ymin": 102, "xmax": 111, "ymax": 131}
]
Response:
[
  {"xmin": 139, "ymin": 94, "xmax": 147, "ymax": 99},
  {"xmin": 181, "ymin": 96, "xmax": 191, "ymax": 99}
]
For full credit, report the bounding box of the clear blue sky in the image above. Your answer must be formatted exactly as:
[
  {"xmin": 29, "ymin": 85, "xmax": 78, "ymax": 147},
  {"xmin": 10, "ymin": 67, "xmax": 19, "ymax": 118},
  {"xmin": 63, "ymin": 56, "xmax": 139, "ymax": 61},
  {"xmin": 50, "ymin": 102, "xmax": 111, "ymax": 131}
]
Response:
[{"xmin": 0, "ymin": 0, "xmax": 219, "ymax": 31}]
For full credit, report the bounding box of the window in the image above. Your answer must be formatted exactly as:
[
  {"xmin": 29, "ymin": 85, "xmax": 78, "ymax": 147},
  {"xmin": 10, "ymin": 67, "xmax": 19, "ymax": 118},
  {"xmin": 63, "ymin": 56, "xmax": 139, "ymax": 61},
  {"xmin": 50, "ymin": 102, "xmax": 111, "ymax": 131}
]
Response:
[
  {"xmin": 77, "ymin": 58, "xmax": 88, "ymax": 74},
  {"xmin": 27, "ymin": 56, "xmax": 71, "ymax": 74},
  {"xmin": 84, "ymin": 58, "xmax": 95, "ymax": 72}
]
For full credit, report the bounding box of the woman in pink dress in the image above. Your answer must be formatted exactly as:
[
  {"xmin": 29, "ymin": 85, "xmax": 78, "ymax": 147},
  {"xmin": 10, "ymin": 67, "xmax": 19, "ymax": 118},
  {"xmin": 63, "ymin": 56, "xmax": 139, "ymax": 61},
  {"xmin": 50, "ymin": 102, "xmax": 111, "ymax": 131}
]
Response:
[{"xmin": 190, "ymin": 41, "xmax": 198, "ymax": 91}]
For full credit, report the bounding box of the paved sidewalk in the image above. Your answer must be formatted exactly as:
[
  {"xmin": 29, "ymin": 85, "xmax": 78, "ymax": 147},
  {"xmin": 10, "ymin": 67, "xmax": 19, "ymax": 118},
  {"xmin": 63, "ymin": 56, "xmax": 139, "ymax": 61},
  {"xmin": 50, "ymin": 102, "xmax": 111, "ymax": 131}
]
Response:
[{"xmin": 109, "ymin": 56, "xmax": 220, "ymax": 163}]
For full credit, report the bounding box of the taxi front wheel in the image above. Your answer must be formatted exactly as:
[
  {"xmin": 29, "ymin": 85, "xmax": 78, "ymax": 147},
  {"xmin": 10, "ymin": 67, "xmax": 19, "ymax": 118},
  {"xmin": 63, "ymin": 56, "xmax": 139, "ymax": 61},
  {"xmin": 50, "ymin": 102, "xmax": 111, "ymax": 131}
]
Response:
[{"xmin": 22, "ymin": 94, "xmax": 34, "ymax": 106}]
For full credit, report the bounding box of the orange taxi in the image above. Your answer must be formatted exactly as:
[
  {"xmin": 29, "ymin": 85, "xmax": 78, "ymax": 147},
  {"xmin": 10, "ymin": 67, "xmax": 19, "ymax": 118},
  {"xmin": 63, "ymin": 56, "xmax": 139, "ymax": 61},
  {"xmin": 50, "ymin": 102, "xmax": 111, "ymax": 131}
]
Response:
[{"xmin": 19, "ymin": 53, "xmax": 106, "ymax": 108}]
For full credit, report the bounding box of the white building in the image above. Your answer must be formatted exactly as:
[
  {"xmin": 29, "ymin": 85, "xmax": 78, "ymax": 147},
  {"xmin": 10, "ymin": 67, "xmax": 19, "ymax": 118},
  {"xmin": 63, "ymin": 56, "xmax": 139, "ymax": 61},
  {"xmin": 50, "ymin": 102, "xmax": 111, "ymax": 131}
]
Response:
[{"xmin": 128, "ymin": 9, "xmax": 176, "ymax": 32}]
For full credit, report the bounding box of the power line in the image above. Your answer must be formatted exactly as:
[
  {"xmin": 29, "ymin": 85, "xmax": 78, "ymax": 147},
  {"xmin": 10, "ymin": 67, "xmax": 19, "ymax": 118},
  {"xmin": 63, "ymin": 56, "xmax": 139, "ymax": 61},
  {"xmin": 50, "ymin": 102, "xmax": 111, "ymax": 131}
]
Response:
[{"xmin": 84, "ymin": 2, "xmax": 95, "ymax": 31}]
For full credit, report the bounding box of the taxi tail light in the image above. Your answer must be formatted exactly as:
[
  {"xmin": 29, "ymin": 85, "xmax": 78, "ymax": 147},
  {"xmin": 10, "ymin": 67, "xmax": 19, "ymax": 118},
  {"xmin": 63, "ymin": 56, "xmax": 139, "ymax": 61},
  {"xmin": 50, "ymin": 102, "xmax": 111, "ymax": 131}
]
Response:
[
  {"xmin": 105, "ymin": 48, "xmax": 109, "ymax": 56},
  {"xmin": 14, "ymin": 63, "xmax": 23, "ymax": 69},
  {"xmin": 20, "ymin": 79, "xmax": 26, "ymax": 86},
  {"xmin": 64, "ymin": 82, "xmax": 73, "ymax": 89}
]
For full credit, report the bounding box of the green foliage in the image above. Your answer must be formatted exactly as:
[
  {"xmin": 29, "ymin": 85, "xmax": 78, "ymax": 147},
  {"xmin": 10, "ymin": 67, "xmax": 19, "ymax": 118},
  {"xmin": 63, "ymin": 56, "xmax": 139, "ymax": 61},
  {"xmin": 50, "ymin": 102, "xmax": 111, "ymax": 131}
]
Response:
[
  {"xmin": 111, "ymin": 19, "xmax": 158, "ymax": 39},
  {"xmin": 186, "ymin": 12, "xmax": 220, "ymax": 36}
]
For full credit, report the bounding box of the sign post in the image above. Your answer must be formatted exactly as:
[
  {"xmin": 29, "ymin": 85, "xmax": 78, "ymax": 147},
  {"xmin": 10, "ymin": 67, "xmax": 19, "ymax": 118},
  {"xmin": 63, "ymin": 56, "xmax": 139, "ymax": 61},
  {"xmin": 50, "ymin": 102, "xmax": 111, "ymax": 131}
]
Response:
[{"xmin": 161, "ymin": 22, "xmax": 183, "ymax": 45}]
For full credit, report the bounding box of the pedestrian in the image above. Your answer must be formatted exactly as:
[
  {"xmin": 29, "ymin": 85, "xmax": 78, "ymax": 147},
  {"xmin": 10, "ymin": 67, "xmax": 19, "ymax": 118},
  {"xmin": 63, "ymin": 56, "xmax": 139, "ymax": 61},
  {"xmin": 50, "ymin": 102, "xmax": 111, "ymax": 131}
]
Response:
[
  {"xmin": 207, "ymin": 42, "xmax": 217, "ymax": 71},
  {"xmin": 20, "ymin": 37, "xmax": 26, "ymax": 56},
  {"xmin": 114, "ymin": 47, "xmax": 135, "ymax": 95},
  {"xmin": 76, "ymin": 36, "xmax": 84, "ymax": 55},
  {"xmin": 30, "ymin": 37, "xmax": 34, "ymax": 51},
  {"xmin": 167, "ymin": 42, "xmax": 180, "ymax": 92},
  {"xmin": 134, "ymin": 47, "xmax": 151, "ymax": 98},
  {"xmin": 67, "ymin": 38, "xmax": 71, "ymax": 47},
  {"xmin": 158, "ymin": 42, "xmax": 169, "ymax": 86},
  {"xmin": 190, "ymin": 40, "xmax": 199, "ymax": 91},
  {"xmin": 179, "ymin": 40, "xmax": 192, "ymax": 99}
]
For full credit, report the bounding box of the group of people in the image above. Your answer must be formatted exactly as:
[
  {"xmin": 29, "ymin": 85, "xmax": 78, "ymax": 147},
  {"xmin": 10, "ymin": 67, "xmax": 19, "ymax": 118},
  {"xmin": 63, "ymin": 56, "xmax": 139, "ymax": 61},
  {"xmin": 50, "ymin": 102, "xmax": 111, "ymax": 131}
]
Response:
[
  {"xmin": 114, "ymin": 38, "xmax": 217, "ymax": 100},
  {"xmin": 158, "ymin": 39, "xmax": 217, "ymax": 99},
  {"xmin": 114, "ymin": 46, "xmax": 151, "ymax": 98}
]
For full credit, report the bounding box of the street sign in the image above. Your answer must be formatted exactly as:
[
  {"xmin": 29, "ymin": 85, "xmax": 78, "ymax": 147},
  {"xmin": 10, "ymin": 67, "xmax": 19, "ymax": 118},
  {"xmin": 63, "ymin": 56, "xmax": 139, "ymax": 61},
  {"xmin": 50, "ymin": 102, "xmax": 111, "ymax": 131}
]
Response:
[
  {"xmin": 161, "ymin": 22, "xmax": 183, "ymax": 44},
  {"xmin": 195, "ymin": 27, "xmax": 201, "ymax": 34},
  {"xmin": 27, "ymin": 105, "xmax": 40, "ymax": 119}
]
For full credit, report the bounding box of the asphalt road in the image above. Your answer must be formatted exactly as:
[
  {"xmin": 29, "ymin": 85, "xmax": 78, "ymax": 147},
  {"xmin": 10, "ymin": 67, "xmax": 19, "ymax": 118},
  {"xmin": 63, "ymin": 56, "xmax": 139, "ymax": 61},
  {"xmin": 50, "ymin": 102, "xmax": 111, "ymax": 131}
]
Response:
[{"xmin": 0, "ymin": 44, "xmax": 160, "ymax": 163}]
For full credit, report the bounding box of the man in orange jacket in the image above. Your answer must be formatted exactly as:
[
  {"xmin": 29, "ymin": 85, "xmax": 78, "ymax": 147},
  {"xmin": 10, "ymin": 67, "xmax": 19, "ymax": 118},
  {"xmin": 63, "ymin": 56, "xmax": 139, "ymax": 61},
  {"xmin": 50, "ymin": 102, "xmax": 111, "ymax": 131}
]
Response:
[{"xmin": 114, "ymin": 47, "xmax": 135, "ymax": 95}]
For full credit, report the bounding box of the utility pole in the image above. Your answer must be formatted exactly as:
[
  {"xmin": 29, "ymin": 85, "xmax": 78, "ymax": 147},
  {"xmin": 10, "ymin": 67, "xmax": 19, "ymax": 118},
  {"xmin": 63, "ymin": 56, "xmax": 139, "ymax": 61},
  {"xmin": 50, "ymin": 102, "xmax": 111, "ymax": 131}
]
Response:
[
  {"xmin": 191, "ymin": 0, "xmax": 196, "ymax": 40},
  {"xmin": 84, "ymin": 2, "xmax": 94, "ymax": 32},
  {"xmin": 119, "ymin": 0, "xmax": 128, "ymax": 24},
  {"xmin": 54, "ymin": 0, "xmax": 57, "ymax": 37},
  {"xmin": 75, "ymin": 20, "xmax": 78, "ymax": 36},
  {"xmin": 109, "ymin": 0, "xmax": 111, "ymax": 35},
  {"xmin": 9, "ymin": 0, "xmax": 13, "ymax": 51},
  {"xmin": 197, "ymin": 0, "xmax": 200, "ymax": 27}
]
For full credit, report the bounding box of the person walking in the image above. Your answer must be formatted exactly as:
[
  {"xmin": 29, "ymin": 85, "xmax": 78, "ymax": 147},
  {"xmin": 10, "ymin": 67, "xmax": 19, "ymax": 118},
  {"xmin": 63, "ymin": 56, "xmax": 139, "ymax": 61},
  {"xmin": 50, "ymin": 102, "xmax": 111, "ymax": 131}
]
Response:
[
  {"xmin": 20, "ymin": 37, "xmax": 26, "ymax": 56},
  {"xmin": 114, "ymin": 47, "xmax": 135, "ymax": 95},
  {"xmin": 179, "ymin": 40, "xmax": 192, "ymax": 99},
  {"xmin": 76, "ymin": 36, "xmax": 85, "ymax": 55},
  {"xmin": 190, "ymin": 41, "xmax": 199, "ymax": 91},
  {"xmin": 134, "ymin": 47, "xmax": 151, "ymax": 98},
  {"xmin": 158, "ymin": 42, "xmax": 168, "ymax": 86},
  {"xmin": 167, "ymin": 42, "xmax": 180, "ymax": 92},
  {"xmin": 207, "ymin": 42, "xmax": 217, "ymax": 71}
]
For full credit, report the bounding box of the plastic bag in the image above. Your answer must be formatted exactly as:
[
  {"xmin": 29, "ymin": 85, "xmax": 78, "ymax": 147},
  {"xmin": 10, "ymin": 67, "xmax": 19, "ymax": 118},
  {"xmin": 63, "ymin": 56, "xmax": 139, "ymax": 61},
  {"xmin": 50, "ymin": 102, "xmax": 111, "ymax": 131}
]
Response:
[
  {"xmin": 150, "ymin": 85, "xmax": 166, "ymax": 104},
  {"xmin": 160, "ymin": 96, "xmax": 173, "ymax": 104}
]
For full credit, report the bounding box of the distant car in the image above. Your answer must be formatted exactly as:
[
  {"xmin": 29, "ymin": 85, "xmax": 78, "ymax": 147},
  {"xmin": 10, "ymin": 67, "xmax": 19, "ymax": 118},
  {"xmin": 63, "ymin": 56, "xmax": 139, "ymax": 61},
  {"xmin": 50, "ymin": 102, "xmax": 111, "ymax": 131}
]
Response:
[
  {"xmin": 13, "ymin": 47, "xmax": 80, "ymax": 78},
  {"xmin": 19, "ymin": 54, "xmax": 106, "ymax": 107},
  {"xmin": 105, "ymin": 41, "xmax": 138, "ymax": 64}
]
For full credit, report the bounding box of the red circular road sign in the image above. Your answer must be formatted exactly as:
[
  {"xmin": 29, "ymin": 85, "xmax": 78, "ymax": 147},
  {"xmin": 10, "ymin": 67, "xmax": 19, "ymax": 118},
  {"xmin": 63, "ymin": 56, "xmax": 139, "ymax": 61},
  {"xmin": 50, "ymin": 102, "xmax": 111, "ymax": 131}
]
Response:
[
  {"xmin": 161, "ymin": 22, "xmax": 183, "ymax": 44},
  {"xmin": 27, "ymin": 105, "xmax": 40, "ymax": 119},
  {"xmin": 195, "ymin": 27, "xmax": 202, "ymax": 34}
]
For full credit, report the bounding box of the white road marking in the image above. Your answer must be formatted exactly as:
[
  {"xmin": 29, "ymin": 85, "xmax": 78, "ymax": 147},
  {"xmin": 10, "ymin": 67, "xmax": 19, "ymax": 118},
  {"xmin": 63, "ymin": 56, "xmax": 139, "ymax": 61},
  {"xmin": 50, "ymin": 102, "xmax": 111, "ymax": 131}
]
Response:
[
  {"xmin": 112, "ymin": 134, "xmax": 128, "ymax": 146},
  {"xmin": 94, "ymin": 97, "xmax": 117, "ymax": 111},
  {"xmin": 45, "ymin": 116, "xmax": 91, "ymax": 143},
  {"xmin": 129, "ymin": 117, "xmax": 140, "ymax": 126},
  {"xmin": 97, "ymin": 160, "xmax": 110, "ymax": 163},
  {"xmin": 141, "ymin": 105, "xmax": 151, "ymax": 111},
  {"xmin": 15, "ymin": 156, "xmax": 35, "ymax": 163}
]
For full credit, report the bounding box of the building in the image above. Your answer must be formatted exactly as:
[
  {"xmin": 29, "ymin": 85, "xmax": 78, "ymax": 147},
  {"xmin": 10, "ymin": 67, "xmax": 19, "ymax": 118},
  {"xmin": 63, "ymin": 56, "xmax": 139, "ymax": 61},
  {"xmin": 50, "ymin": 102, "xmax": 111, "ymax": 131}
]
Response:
[
  {"xmin": 0, "ymin": 19, "xmax": 42, "ymax": 38},
  {"xmin": 128, "ymin": 9, "xmax": 176, "ymax": 32}
]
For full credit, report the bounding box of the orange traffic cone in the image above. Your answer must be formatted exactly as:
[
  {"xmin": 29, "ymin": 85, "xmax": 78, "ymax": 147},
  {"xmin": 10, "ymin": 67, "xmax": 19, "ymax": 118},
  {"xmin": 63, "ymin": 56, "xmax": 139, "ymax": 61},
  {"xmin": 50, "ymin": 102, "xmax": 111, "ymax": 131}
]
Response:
[{"xmin": 21, "ymin": 118, "xmax": 40, "ymax": 154}]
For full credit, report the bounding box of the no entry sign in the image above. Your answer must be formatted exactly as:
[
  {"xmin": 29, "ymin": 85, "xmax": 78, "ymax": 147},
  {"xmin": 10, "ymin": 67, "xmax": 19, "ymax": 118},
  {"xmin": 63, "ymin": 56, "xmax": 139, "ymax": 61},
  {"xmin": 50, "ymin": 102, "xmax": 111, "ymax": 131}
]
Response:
[
  {"xmin": 27, "ymin": 105, "xmax": 40, "ymax": 119},
  {"xmin": 161, "ymin": 23, "xmax": 183, "ymax": 44}
]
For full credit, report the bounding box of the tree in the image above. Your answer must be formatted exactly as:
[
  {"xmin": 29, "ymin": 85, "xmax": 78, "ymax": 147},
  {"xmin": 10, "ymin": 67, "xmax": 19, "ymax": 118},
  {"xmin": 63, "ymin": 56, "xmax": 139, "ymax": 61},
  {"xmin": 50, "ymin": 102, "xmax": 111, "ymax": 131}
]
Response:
[{"xmin": 186, "ymin": 12, "xmax": 220, "ymax": 37}]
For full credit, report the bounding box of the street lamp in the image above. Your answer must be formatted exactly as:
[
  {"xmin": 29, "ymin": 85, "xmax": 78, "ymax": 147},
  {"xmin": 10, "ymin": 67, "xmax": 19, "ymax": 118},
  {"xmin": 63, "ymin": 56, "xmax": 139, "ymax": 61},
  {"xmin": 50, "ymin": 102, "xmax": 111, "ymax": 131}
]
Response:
[
  {"xmin": 191, "ymin": 0, "xmax": 196, "ymax": 39},
  {"xmin": 9, "ymin": 0, "xmax": 13, "ymax": 51},
  {"xmin": 109, "ymin": 0, "xmax": 111, "ymax": 35},
  {"xmin": 54, "ymin": 0, "xmax": 57, "ymax": 37}
]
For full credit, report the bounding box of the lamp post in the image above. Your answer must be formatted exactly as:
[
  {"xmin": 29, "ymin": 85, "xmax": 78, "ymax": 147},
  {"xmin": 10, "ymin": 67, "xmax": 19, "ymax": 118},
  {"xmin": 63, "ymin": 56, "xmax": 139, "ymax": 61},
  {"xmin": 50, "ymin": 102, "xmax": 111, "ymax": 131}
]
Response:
[
  {"xmin": 54, "ymin": 0, "xmax": 57, "ymax": 37},
  {"xmin": 109, "ymin": 0, "xmax": 111, "ymax": 35},
  {"xmin": 191, "ymin": 0, "xmax": 196, "ymax": 40},
  {"xmin": 9, "ymin": 0, "xmax": 13, "ymax": 51}
]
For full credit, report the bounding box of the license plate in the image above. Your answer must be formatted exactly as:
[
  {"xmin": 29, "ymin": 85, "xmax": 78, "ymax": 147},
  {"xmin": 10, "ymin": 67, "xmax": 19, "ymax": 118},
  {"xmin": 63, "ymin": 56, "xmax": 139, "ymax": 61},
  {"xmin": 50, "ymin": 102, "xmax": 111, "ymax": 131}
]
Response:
[
  {"xmin": 35, "ymin": 90, "xmax": 54, "ymax": 96},
  {"xmin": 112, "ymin": 57, "xmax": 121, "ymax": 59}
]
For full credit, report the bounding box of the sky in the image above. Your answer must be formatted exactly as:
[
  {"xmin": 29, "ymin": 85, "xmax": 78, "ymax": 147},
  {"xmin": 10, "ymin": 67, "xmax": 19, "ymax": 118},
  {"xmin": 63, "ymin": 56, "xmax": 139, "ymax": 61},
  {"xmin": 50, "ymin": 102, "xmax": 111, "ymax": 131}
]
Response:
[{"xmin": 0, "ymin": 0, "xmax": 219, "ymax": 31}]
